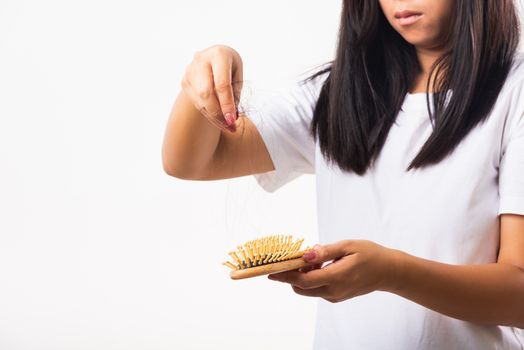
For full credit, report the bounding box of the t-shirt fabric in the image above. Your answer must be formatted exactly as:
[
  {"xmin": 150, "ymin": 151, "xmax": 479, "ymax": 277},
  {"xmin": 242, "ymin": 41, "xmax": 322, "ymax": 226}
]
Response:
[{"xmin": 247, "ymin": 53, "xmax": 524, "ymax": 350}]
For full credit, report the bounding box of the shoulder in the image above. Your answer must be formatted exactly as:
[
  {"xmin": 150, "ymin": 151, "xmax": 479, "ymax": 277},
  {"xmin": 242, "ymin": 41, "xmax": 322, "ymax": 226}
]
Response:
[
  {"xmin": 509, "ymin": 51, "xmax": 524, "ymax": 72},
  {"xmin": 497, "ymin": 52, "xmax": 524, "ymax": 152},
  {"xmin": 503, "ymin": 51, "xmax": 524, "ymax": 91},
  {"xmin": 258, "ymin": 70, "xmax": 329, "ymax": 115},
  {"xmin": 493, "ymin": 52, "xmax": 524, "ymax": 115}
]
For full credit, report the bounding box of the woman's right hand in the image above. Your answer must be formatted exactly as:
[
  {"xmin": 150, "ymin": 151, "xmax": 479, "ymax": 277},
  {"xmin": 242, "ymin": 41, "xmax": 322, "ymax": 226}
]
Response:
[{"xmin": 181, "ymin": 45, "xmax": 243, "ymax": 133}]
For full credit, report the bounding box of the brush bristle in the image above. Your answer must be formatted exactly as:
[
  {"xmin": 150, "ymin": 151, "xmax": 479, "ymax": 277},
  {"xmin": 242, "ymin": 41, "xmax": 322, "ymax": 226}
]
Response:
[{"xmin": 222, "ymin": 234, "xmax": 310, "ymax": 270}]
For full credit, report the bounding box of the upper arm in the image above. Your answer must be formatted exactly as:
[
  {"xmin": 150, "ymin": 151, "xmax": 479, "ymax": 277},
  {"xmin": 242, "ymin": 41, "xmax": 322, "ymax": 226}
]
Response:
[
  {"xmin": 497, "ymin": 74, "xmax": 524, "ymax": 269},
  {"xmin": 497, "ymin": 214, "xmax": 524, "ymax": 270},
  {"xmin": 197, "ymin": 113, "xmax": 275, "ymax": 180}
]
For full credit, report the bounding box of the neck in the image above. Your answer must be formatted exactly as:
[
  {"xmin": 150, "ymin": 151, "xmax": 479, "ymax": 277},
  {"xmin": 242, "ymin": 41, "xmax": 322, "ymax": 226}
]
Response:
[{"xmin": 410, "ymin": 46, "xmax": 447, "ymax": 94}]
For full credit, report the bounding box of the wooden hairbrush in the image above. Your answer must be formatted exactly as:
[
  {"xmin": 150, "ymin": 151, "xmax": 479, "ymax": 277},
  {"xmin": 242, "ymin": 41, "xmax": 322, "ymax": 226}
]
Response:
[{"xmin": 222, "ymin": 234, "xmax": 315, "ymax": 280}]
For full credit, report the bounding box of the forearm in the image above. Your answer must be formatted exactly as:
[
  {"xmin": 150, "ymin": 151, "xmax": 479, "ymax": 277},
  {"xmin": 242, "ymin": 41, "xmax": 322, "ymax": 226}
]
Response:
[
  {"xmin": 391, "ymin": 251, "xmax": 524, "ymax": 328},
  {"xmin": 162, "ymin": 89, "xmax": 222, "ymax": 179}
]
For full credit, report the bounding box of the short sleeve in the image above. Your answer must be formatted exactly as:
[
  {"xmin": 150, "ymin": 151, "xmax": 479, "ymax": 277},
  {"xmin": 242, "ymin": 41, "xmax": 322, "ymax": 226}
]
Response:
[
  {"xmin": 245, "ymin": 73, "xmax": 327, "ymax": 192},
  {"xmin": 498, "ymin": 72, "xmax": 524, "ymax": 215}
]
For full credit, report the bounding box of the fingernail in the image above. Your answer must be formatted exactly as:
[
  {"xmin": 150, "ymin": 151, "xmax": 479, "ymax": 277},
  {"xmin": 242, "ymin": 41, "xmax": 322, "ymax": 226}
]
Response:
[
  {"xmin": 224, "ymin": 112, "xmax": 234, "ymax": 126},
  {"xmin": 303, "ymin": 249, "xmax": 317, "ymax": 261}
]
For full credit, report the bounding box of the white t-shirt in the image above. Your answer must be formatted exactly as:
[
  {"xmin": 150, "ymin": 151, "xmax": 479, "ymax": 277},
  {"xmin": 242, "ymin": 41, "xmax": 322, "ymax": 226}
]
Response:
[{"xmin": 247, "ymin": 53, "xmax": 524, "ymax": 350}]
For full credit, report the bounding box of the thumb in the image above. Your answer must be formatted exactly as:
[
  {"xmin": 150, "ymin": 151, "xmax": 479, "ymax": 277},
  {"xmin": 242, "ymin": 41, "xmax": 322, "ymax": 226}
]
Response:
[{"xmin": 302, "ymin": 240, "xmax": 354, "ymax": 263}]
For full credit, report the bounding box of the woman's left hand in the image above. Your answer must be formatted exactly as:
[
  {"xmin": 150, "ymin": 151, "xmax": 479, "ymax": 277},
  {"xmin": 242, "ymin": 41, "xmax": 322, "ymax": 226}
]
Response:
[{"xmin": 267, "ymin": 240, "xmax": 403, "ymax": 303}]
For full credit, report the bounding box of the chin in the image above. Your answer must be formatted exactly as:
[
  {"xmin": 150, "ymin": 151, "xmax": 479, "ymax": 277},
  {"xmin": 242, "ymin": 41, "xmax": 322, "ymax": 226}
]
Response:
[{"xmin": 399, "ymin": 32, "xmax": 442, "ymax": 50}]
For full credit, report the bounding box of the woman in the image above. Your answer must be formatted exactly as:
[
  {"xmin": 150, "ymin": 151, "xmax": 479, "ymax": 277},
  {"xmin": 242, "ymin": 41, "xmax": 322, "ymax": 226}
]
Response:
[{"xmin": 162, "ymin": 0, "xmax": 524, "ymax": 348}]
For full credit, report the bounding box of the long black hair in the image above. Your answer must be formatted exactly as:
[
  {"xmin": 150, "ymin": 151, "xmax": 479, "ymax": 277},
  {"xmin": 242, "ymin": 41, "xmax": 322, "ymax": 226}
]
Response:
[{"xmin": 304, "ymin": 0, "xmax": 520, "ymax": 175}]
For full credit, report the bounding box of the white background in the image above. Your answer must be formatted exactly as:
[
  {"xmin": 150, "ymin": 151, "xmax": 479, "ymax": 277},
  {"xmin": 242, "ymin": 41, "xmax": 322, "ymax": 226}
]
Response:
[{"xmin": 0, "ymin": 1, "xmax": 522, "ymax": 349}]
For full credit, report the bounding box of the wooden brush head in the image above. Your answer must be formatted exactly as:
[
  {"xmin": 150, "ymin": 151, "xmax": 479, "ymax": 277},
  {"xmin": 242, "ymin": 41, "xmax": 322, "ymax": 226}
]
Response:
[{"xmin": 222, "ymin": 234, "xmax": 315, "ymax": 279}]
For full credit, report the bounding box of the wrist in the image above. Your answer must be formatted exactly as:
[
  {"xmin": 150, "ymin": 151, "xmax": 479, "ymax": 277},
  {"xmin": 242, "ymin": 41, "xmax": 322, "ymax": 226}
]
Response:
[{"xmin": 380, "ymin": 248, "xmax": 409, "ymax": 293}]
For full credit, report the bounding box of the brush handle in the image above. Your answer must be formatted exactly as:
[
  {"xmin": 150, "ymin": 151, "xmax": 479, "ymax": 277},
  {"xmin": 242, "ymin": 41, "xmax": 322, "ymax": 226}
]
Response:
[{"xmin": 230, "ymin": 257, "xmax": 313, "ymax": 280}]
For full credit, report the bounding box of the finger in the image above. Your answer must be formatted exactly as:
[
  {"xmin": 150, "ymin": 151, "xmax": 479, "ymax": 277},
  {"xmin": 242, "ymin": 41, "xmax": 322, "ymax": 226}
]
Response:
[
  {"xmin": 268, "ymin": 268, "xmax": 331, "ymax": 289},
  {"xmin": 291, "ymin": 284, "xmax": 330, "ymax": 298},
  {"xmin": 185, "ymin": 87, "xmax": 233, "ymax": 132},
  {"xmin": 211, "ymin": 55, "xmax": 237, "ymax": 126},
  {"xmin": 231, "ymin": 56, "xmax": 243, "ymax": 114},
  {"xmin": 188, "ymin": 65, "xmax": 235, "ymax": 132},
  {"xmin": 303, "ymin": 240, "xmax": 356, "ymax": 264},
  {"xmin": 189, "ymin": 64, "xmax": 223, "ymax": 118},
  {"xmin": 299, "ymin": 263, "xmax": 322, "ymax": 273}
]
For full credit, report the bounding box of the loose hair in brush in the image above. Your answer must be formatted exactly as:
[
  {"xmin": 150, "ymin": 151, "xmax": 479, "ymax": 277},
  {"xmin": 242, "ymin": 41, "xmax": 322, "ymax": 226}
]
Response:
[{"xmin": 305, "ymin": 0, "xmax": 520, "ymax": 175}]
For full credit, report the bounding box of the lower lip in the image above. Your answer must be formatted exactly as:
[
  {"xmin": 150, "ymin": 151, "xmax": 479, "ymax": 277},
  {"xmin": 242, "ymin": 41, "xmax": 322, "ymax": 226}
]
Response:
[{"xmin": 397, "ymin": 14, "xmax": 423, "ymax": 26}]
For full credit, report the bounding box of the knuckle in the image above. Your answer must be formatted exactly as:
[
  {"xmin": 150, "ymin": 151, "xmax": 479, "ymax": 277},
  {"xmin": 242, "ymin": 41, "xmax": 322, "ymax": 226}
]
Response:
[
  {"xmin": 212, "ymin": 45, "xmax": 228, "ymax": 56},
  {"xmin": 317, "ymin": 247, "xmax": 328, "ymax": 260},
  {"xmin": 193, "ymin": 50, "xmax": 203, "ymax": 60},
  {"xmin": 193, "ymin": 48, "xmax": 209, "ymax": 60},
  {"xmin": 214, "ymin": 81, "xmax": 231, "ymax": 94},
  {"xmin": 233, "ymin": 48, "xmax": 242, "ymax": 62},
  {"xmin": 342, "ymin": 239, "xmax": 355, "ymax": 251},
  {"xmin": 220, "ymin": 102, "xmax": 236, "ymax": 112},
  {"xmin": 196, "ymin": 86, "xmax": 212, "ymax": 99}
]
